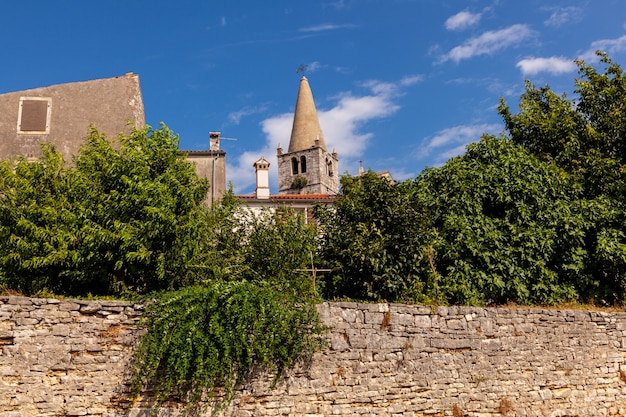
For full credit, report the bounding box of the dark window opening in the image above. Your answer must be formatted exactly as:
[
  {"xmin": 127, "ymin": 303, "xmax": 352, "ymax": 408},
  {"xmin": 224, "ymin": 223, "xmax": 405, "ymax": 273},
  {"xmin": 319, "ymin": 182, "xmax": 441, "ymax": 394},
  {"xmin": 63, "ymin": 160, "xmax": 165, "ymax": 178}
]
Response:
[
  {"xmin": 300, "ymin": 156, "xmax": 307, "ymax": 173},
  {"xmin": 291, "ymin": 157, "xmax": 299, "ymax": 175}
]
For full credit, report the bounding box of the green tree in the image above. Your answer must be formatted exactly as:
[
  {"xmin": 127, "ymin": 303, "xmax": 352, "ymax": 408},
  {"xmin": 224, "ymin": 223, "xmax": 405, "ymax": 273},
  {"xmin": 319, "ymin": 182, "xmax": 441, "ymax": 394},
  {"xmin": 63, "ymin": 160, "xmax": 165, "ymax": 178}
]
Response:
[
  {"xmin": 200, "ymin": 197, "xmax": 322, "ymax": 299},
  {"xmin": 415, "ymin": 136, "xmax": 591, "ymax": 305},
  {"xmin": 498, "ymin": 52, "xmax": 626, "ymax": 199},
  {"xmin": 0, "ymin": 125, "xmax": 209, "ymax": 296},
  {"xmin": 317, "ymin": 171, "xmax": 432, "ymax": 302},
  {"xmin": 497, "ymin": 52, "xmax": 626, "ymax": 304}
]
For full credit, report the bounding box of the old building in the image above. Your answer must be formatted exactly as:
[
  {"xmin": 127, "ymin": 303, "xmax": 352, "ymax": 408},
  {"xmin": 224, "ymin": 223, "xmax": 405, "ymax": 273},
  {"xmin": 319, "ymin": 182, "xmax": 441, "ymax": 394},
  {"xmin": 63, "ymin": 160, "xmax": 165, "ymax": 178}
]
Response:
[
  {"xmin": 0, "ymin": 74, "xmax": 227, "ymax": 204},
  {"xmin": 241, "ymin": 76, "xmax": 338, "ymax": 215},
  {"xmin": 0, "ymin": 73, "xmax": 145, "ymax": 161},
  {"xmin": 277, "ymin": 76, "xmax": 339, "ymax": 196},
  {"xmin": 239, "ymin": 156, "xmax": 336, "ymax": 221},
  {"xmin": 183, "ymin": 132, "xmax": 227, "ymax": 205}
]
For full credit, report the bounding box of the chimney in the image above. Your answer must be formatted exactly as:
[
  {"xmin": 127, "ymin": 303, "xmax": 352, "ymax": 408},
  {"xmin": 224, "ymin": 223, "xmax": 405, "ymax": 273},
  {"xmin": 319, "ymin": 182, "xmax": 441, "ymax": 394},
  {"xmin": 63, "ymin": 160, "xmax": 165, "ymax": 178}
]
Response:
[
  {"xmin": 253, "ymin": 157, "xmax": 271, "ymax": 199},
  {"xmin": 209, "ymin": 132, "xmax": 221, "ymax": 151}
]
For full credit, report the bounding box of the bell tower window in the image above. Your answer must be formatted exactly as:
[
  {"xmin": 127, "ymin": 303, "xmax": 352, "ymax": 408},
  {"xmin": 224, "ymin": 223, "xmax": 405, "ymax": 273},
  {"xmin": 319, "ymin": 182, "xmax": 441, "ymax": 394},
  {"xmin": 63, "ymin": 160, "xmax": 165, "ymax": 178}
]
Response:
[
  {"xmin": 300, "ymin": 156, "xmax": 307, "ymax": 173},
  {"xmin": 291, "ymin": 157, "xmax": 299, "ymax": 174}
]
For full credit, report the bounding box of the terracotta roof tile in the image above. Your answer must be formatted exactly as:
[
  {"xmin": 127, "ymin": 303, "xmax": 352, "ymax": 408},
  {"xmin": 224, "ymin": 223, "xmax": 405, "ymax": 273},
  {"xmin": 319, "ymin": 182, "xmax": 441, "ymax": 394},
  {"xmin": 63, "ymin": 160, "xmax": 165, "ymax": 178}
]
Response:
[{"xmin": 237, "ymin": 194, "xmax": 336, "ymax": 201}]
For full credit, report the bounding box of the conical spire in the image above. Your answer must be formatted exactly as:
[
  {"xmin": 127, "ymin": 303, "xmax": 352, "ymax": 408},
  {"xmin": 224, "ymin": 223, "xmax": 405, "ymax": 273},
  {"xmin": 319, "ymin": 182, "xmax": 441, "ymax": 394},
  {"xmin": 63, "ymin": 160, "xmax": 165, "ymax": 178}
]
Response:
[{"xmin": 288, "ymin": 76, "xmax": 326, "ymax": 153}]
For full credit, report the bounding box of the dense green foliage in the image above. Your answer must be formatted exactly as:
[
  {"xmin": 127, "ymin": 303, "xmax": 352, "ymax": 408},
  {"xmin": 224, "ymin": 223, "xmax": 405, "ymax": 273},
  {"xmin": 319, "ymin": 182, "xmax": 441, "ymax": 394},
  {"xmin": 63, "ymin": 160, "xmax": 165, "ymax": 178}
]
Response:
[
  {"xmin": 132, "ymin": 282, "xmax": 325, "ymax": 415},
  {"xmin": 317, "ymin": 172, "xmax": 432, "ymax": 302},
  {"xmin": 202, "ymin": 197, "xmax": 320, "ymax": 298},
  {"xmin": 0, "ymin": 125, "xmax": 326, "ymax": 413},
  {"xmin": 497, "ymin": 52, "xmax": 626, "ymax": 304},
  {"xmin": 499, "ymin": 52, "xmax": 626, "ymax": 200},
  {"xmin": 318, "ymin": 52, "xmax": 626, "ymax": 306},
  {"xmin": 129, "ymin": 201, "xmax": 324, "ymax": 414},
  {"xmin": 414, "ymin": 136, "xmax": 590, "ymax": 305},
  {"xmin": 0, "ymin": 125, "xmax": 209, "ymax": 296}
]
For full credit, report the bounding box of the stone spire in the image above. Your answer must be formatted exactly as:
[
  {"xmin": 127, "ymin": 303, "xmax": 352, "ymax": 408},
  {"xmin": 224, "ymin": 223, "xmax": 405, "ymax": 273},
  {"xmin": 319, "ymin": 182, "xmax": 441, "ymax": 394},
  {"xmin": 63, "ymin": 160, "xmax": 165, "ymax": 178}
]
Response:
[{"xmin": 288, "ymin": 76, "xmax": 326, "ymax": 153}]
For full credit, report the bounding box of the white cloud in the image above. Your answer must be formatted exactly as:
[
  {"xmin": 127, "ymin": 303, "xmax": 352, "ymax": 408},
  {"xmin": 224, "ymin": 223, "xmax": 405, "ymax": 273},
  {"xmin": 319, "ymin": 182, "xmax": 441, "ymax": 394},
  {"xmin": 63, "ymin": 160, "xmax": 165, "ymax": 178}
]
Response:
[
  {"xmin": 445, "ymin": 10, "xmax": 482, "ymax": 31},
  {"xmin": 226, "ymin": 113, "xmax": 293, "ymax": 195},
  {"xmin": 440, "ymin": 24, "xmax": 535, "ymax": 63},
  {"xmin": 579, "ymin": 35, "xmax": 626, "ymax": 61},
  {"xmin": 299, "ymin": 23, "xmax": 357, "ymax": 33},
  {"xmin": 516, "ymin": 56, "xmax": 577, "ymax": 75},
  {"xmin": 400, "ymin": 74, "xmax": 424, "ymax": 86},
  {"xmin": 329, "ymin": 0, "xmax": 348, "ymax": 10},
  {"xmin": 543, "ymin": 6, "xmax": 583, "ymax": 28},
  {"xmin": 526, "ymin": 35, "xmax": 626, "ymax": 70},
  {"xmin": 227, "ymin": 104, "xmax": 269, "ymax": 125},
  {"xmin": 418, "ymin": 123, "xmax": 501, "ymax": 165},
  {"xmin": 227, "ymin": 77, "xmax": 419, "ymax": 194}
]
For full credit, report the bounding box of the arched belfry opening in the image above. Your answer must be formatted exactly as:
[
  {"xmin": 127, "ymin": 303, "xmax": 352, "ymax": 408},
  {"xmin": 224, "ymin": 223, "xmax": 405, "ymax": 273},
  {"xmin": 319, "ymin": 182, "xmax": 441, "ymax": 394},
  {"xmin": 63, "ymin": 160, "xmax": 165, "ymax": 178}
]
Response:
[
  {"xmin": 277, "ymin": 76, "xmax": 339, "ymax": 195},
  {"xmin": 291, "ymin": 157, "xmax": 299, "ymax": 175}
]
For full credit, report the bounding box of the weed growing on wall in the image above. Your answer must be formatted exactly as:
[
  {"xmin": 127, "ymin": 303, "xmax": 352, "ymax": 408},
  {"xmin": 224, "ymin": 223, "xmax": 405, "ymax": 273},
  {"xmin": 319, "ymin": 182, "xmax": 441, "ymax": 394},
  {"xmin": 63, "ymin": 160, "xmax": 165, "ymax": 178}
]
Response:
[{"xmin": 131, "ymin": 281, "xmax": 326, "ymax": 415}]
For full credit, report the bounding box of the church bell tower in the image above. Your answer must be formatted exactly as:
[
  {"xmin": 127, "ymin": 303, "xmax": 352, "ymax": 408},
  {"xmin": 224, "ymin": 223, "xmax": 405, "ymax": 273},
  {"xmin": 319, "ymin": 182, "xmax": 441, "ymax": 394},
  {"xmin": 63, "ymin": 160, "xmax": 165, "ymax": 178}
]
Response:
[{"xmin": 277, "ymin": 76, "xmax": 339, "ymax": 195}]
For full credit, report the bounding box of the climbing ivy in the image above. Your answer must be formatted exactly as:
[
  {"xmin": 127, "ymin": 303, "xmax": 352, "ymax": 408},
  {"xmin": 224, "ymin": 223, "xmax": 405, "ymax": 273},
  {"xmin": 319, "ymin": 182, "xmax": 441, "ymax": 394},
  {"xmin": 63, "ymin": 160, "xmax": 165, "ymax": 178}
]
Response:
[{"xmin": 131, "ymin": 281, "xmax": 326, "ymax": 415}]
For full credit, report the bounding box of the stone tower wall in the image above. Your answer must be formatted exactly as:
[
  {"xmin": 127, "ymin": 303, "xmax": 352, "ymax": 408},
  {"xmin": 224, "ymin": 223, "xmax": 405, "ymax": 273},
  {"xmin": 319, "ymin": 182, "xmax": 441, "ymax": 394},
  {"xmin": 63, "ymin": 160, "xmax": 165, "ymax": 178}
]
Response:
[
  {"xmin": 277, "ymin": 147, "xmax": 339, "ymax": 195},
  {"xmin": 2, "ymin": 297, "xmax": 626, "ymax": 416}
]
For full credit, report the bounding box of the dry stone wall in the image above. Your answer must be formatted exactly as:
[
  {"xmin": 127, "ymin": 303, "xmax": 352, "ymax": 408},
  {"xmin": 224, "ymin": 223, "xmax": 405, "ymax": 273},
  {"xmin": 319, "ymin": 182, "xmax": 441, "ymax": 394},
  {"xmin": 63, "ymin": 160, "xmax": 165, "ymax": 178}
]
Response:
[{"xmin": 2, "ymin": 296, "xmax": 626, "ymax": 416}]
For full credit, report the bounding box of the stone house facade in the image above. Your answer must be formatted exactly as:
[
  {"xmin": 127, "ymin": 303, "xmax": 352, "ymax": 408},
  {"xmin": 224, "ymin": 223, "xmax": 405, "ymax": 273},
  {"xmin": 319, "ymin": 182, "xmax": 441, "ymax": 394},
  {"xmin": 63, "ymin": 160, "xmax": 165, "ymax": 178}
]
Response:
[{"xmin": 0, "ymin": 73, "xmax": 145, "ymax": 162}]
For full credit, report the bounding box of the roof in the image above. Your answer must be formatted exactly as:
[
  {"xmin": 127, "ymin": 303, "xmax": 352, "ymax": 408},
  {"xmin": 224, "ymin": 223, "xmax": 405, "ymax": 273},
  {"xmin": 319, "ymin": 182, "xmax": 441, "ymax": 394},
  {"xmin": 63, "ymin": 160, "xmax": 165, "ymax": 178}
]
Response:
[
  {"xmin": 237, "ymin": 193, "xmax": 337, "ymax": 203},
  {"xmin": 288, "ymin": 76, "xmax": 327, "ymax": 153},
  {"xmin": 182, "ymin": 149, "xmax": 226, "ymax": 156}
]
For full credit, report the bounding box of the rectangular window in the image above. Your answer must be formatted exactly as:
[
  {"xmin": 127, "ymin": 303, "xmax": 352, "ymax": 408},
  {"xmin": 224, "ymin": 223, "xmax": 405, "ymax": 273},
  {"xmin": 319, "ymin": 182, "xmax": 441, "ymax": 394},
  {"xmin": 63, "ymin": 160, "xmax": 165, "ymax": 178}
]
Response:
[{"xmin": 17, "ymin": 97, "xmax": 51, "ymax": 134}]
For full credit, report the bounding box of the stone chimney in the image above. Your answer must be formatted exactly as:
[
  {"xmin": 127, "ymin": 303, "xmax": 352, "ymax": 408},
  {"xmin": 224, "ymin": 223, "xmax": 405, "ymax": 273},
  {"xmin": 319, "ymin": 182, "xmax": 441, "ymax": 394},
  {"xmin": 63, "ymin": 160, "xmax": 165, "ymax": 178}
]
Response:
[
  {"xmin": 209, "ymin": 132, "xmax": 221, "ymax": 151},
  {"xmin": 253, "ymin": 156, "xmax": 271, "ymax": 199}
]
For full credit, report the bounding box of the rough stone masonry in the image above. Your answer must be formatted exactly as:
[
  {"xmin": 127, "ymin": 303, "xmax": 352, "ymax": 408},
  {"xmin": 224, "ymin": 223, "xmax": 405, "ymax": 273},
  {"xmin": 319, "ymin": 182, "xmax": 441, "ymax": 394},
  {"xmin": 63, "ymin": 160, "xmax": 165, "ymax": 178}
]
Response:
[{"xmin": 2, "ymin": 296, "xmax": 626, "ymax": 416}]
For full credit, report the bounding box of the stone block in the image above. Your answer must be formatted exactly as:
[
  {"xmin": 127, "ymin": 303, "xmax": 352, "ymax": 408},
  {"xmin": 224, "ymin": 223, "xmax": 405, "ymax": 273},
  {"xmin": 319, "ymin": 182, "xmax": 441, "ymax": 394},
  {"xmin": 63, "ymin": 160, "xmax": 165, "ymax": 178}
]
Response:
[
  {"xmin": 59, "ymin": 302, "xmax": 81, "ymax": 312},
  {"xmin": 329, "ymin": 333, "xmax": 351, "ymax": 351},
  {"xmin": 446, "ymin": 319, "xmax": 466, "ymax": 330},
  {"xmin": 79, "ymin": 303, "xmax": 102, "ymax": 315},
  {"xmin": 7, "ymin": 297, "xmax": 33, "ymax": 306}
]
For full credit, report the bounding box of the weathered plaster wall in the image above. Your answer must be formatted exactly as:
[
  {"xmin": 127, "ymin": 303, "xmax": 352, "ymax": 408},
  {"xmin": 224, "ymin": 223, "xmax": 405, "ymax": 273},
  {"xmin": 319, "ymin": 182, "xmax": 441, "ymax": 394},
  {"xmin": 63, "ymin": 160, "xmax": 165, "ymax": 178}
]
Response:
[
  {"xmin": 0, "ymin": 74, "xmax": 145, "ymax": 161},
  {"xmin": 186, "ymin": 150, "xmax": 227, "ymax": 205},
  {"xmin": 2, "ymin": 297, "xmax": 626, "ymax": 416}
]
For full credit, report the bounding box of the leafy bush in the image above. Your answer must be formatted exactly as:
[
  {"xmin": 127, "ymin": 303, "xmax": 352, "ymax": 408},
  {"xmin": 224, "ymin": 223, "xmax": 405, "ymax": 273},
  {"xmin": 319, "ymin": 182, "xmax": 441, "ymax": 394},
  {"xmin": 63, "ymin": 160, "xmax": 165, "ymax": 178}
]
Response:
[
  {"xmin": 317, "ymin": 171, "xmax": 433, "ymax": 302},
  {"xmin": 197, "ymin": 196, "xmax": 321, "ymax": 298},
  {"xmin": 498, "ymin": 52, "xmax": 626, "ymax": 304},
  {"xmin": 132, "ymin": 282, "xmax": 325, "ymax": 415},
  {"xmin": 414, "ymin": 136, "xmax": 587, "ymax": 305},
  {"xmin": 0, "ymin": 125, "xmax": 209, "ymax": 296}
]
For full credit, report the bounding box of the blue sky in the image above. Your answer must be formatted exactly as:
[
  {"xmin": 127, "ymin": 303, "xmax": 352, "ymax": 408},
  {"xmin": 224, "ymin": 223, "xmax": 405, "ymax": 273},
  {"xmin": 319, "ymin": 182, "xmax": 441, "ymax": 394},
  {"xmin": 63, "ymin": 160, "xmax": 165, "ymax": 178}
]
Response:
[{"xmin": 1, "ymin": 1, "xmax": 625, "ymax": 194}]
